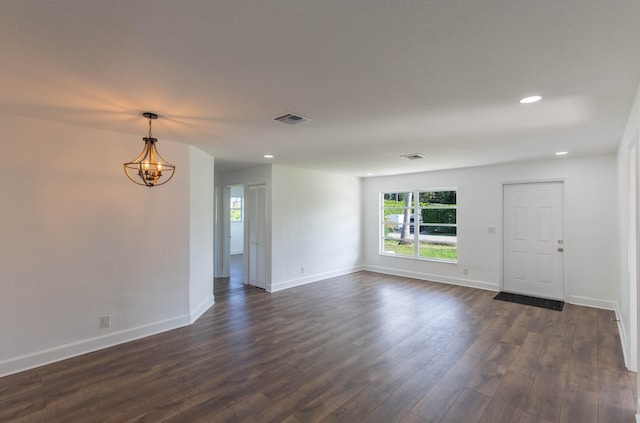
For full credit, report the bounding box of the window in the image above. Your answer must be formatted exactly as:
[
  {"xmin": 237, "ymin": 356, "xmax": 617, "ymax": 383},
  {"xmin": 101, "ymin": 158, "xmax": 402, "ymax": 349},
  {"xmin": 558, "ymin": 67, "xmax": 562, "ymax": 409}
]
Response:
[
  {"xmin": 381, "ymin": 189, "xmax": 457, "ymax": 262},
  {"xmin": 230, "ymin": 196, "xmax": 243, "ymax": 222}
]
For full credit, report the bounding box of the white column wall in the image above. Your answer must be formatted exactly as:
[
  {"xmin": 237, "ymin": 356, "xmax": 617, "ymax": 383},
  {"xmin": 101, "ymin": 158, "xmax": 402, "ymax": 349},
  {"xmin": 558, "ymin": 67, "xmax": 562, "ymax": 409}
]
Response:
[
  {"xmin": 189, "ymin": 146, "xmax": 215, "ymax": 323},
  {"xmin": 363, "ymin": 155, "xmax": 619, "ymax": 309},
  {"xmin": 617, "ymin": 84, "xmax": 640, "ymax": 376},
  {"xmin": 0, "ymin": 113, "xmax": 213, "ymax": 377}
]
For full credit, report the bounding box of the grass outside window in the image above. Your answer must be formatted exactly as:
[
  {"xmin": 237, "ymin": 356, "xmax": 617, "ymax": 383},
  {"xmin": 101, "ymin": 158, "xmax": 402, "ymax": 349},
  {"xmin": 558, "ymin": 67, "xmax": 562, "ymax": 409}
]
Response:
[{"xmin": 383, "ymin": 240, "xmax": 457, "ymax": 261}]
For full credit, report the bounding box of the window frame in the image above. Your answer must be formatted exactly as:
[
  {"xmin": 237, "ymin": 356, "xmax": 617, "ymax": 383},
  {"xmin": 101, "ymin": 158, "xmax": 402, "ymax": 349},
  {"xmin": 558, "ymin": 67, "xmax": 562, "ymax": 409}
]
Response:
[{"xmin": 380, "ymin": 188, "xmax": 458, "ymax": 263}]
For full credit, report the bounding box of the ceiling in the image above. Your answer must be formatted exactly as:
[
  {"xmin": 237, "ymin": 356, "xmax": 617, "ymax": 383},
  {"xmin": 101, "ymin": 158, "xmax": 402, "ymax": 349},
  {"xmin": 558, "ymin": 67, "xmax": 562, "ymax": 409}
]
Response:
[{"xmin": 1, "ymin": 1, "xmax": 639, "ymax": 177}]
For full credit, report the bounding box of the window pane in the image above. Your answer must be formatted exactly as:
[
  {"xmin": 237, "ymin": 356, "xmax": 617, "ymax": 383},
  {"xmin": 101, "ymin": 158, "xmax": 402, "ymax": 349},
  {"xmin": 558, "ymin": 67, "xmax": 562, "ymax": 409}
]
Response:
[
  {"xmin": 417, "ymin": 190, "xmax": 457, "ymax": 261},
  {"xmin": 418, "ymin": 242, "xmax": 458, "ymax": 261},
  {"xmin": 383, "ymin": 192, "xmax": 415, "ymax": 244},
  {"xmin": 421, "ymin": 208, "xmax": 456, "ymax": 224},
  {"xmin": 420, "ymin": 225, "xmax": 457, "ymax": 236},
  {"xmin": 382, "ymin": 223, "xmax": 400, "ymax": 238},
  {"xmin": 383, "ymin": 192, "xmax": 414, "ymax": 214},
  {"xmin": 383, "ymin": 239, "xmax": 414, "ymax": 256},
  {"xmin": 230, "ymin": 209, "xmax": 242, "ymax": 221},
  {"xmin": 418, "ymin": 217, "xmax": 457, "ymax": 260},
  {"xmin": 419, "ymin": 190, "xmax": 456, "ymax": 205},
  {"xmin": 230, "ymin": 197, "xmax": 242, "ymax": 208}
]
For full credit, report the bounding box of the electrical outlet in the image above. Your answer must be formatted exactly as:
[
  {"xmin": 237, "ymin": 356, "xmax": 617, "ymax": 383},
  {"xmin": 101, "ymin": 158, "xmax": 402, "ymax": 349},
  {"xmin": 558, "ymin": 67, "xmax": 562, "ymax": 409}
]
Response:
[
  {"xmin": 99, "ymin": 315, "xmax": 111, "ymax": 329},
  {"xmin": 463, "ymin": 268, "xmax": 469, "ymax": 276},
  {"xmin": 300, "ymin": 266, "xmax": 305, "ymax": 274}
]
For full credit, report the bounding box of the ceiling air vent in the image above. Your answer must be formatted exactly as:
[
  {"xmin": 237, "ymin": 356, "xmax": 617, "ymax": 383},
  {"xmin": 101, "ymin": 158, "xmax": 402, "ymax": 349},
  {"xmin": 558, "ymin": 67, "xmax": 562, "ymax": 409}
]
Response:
[
  {"xmin": 274, "ymin": 112, "xmax": 310, "ymax": 125},
  {"xmin": 400, "ymin": 153, "xmax": 426, "ymax": 160}
]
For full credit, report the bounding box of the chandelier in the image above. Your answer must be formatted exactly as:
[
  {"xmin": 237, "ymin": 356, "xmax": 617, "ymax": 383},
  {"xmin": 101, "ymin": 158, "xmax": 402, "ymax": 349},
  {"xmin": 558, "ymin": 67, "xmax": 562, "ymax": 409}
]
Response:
[{"xmin": 123, "ymin": 112, "xmax": 176, "ymax": 187}]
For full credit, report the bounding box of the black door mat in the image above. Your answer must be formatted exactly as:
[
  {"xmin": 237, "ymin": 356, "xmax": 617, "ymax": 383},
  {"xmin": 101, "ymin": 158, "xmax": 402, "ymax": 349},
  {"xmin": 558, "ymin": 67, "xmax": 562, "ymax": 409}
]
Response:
[{"xmin": 494, "ymin": 292, "xmax": 564, "ymax": 311}]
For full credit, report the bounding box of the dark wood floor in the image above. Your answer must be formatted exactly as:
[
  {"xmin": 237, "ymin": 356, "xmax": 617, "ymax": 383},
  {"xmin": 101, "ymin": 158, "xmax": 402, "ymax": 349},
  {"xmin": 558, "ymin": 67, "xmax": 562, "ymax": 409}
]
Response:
[{"xmin": 1, "ymin": 264, "xmax": 637, "ymax": 422}]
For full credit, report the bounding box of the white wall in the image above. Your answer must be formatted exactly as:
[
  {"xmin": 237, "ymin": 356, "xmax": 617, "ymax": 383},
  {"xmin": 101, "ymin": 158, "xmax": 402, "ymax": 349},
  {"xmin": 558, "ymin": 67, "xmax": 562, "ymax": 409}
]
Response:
[
  {"xmin": 0, "ymin": 113, "xmax": 214, "ymax": 377},
  {"xmin": 270, "ymin": 165, "xmax": 362, "ymax": 291},
  {"xmin": 617, "ymin": 84, "xmax": 640, "ymax": 374},
  {"xmin": 230, "ymin": 185, "xmax": 244, "ymax": 254},
  {"xmin": 221, "ymin": 165, "xmax": 272, "ymax": 187},
  {"xmin": 189, "ymin": 146, "xmax": 215, "ymax": 323},
  {"xmin": 363, "ymin": 155, "xmax": 619, "ymax": 309}
]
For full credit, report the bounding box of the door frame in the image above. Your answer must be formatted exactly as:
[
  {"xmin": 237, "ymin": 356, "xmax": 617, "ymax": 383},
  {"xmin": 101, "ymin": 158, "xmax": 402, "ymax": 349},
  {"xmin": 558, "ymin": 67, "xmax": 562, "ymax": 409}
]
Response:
[
  {"xmin": 244, "ymin": 183, "xmax": 271, "ymax": 291},
  {"xmin": 500, "ymin": 178, "xmax": 567, "ymax": 300},
  {"xmin": 628, "ymin": 135, "xmax": 639, "ymax": 373}
]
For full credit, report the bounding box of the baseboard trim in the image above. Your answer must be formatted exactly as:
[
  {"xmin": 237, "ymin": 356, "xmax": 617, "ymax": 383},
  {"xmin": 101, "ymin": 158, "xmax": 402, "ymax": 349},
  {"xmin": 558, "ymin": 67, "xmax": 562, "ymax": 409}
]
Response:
[
  {"xmin": 0, "ymin": 313, "xmax": 191, "ymax": 378},
  {"xmin": 363, "ymin": 265, "xmax": 499, "ymax": 292},
  {"xmin": 190, "ymin": 295, "xmax": 215, "ymax": 324},
  {"xmin": 270, "ymin": 265, "xmax": 365, "ymax": 292},
  {"xmin": 565, "ymin": 295, "xmax": 617, "ymax": 311}
]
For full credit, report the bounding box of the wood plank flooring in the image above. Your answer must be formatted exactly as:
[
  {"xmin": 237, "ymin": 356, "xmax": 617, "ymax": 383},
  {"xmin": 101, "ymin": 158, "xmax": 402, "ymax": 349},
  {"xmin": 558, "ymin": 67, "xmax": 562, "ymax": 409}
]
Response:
[{"xmin": 1, "ymin": 267, "xmax": 636, "ymax": 422}]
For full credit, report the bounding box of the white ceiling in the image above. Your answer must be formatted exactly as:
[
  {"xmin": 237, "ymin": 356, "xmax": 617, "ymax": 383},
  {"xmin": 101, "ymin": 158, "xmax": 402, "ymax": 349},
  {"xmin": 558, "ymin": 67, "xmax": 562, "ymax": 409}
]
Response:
[{"xmin": 1, "ymin": 1, "xmax": 639, "ymax": 176}]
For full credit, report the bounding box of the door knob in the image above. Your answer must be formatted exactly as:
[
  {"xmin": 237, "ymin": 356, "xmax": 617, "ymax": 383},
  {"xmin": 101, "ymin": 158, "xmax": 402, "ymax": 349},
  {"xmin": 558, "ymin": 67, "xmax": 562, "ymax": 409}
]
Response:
[{"xmin": 557, "ymin": 247, "xmax": 564, "ymax": 252}]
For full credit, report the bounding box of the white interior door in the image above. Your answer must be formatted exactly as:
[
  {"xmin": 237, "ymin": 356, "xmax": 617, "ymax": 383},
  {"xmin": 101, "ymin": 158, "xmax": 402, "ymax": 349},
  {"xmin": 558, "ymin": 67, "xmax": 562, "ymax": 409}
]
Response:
[
  {"xmin": 246, "ymin": 184, "xmax": 267, "ymax": 290},
  {"xmin": 503, "ymin": 182, "xmax": 564, "ymax": 300}
]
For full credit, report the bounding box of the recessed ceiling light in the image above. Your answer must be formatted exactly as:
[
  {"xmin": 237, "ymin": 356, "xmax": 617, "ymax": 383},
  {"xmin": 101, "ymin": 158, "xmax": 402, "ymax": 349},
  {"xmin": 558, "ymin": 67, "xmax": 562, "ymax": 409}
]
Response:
[
  {"xmin": 555, "ymin": 151, "xmax": 568, "ymax": 156},
  {"xmin": 366, "ymin": 173, "xmax": 373, "ymax": 176},
  {"xmin": 520, "ymin": 95, "xmax": 542, "ymax": 104},
  {"xmin": 264, "ymin": 154, "xmax": 274, "ymax": 159}
]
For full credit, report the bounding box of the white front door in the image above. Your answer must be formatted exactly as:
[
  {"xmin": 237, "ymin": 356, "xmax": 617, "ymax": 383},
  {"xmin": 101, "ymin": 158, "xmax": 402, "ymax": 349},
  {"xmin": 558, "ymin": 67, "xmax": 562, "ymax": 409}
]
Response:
[
  {"xmin": 503, "ymin": 182, "xmax": 564, "ymax": 300},
  {"xmin": 246, "ymin": 184, "xmax": 267, "ymax": 290}
]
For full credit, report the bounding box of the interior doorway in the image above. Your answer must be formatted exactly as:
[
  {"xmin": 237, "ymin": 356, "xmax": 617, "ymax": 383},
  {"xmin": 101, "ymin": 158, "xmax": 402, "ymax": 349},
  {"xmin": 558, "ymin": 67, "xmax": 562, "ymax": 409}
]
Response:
[
  {"xmin": 503, "ymin": 182, "xmax": 565, "ymax": 300},
  {"xmin": 228, "ymin": 185, "xmax": 245, "ymax": 294},
  {"xmin": 213, "ymin": 184, "xmax": 245, "ymax": 299},
  {"xmin": 215, "ymin": 181, "xmax": 269, "ymax": 295}
]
